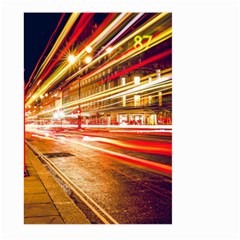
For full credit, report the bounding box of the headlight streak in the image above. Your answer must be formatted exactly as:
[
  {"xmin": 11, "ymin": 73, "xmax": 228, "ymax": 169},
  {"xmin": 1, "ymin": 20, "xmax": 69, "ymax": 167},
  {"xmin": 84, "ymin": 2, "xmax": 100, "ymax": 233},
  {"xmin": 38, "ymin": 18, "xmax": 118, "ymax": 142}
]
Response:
[
  {"xmin": 35, "ymin": 75, "xmax": 171, "ymax": 117},
  {"xmin": 26, "ymin": 13, "xmax": 81, "ymax": 105},
  {"xmin": 25, "ymin": 13, "xmax": 128, "ymax": 107},
  {"xmin": 37, "ymin": 13, "xmax": 94, "ymax": 83},
  {"xmin": 96, "ymin": 13, "xmax": 145, "ymax": 56},
  {"xmin": 33, "ymin": 13, "xmax": 80, "ymax": 78},
  {"xmin": 56, "ymin": 137, "xmax": 172, "ymax": 176},
  {"xmin": 25, "ymin": 14, "xmax": 172, "ymax": 129},
  {"xmin": 81, "ymin": 136, "xmax": 171, "ymax": 156},
  {"xmin": 60, "ymin": 68, "xmax": 172, "ymax": 104},
  {"xmin": 25, "ymin": 13, "xmax": 66, "ymax": 91},
  {"xmin": 99, "ymin": 76, "xmax": 171, "ymax": 101},
  {"xmin": 62, "ymin": 24, "xmax": 172, "ymax": 90},
  {"xmin": 26, "ymin": 13, "xmax": 171, "ymax": 108},
  {"xmin": 93, "ymin": 13, "xmax": 132, "ymax": 48},
  {"xmin": 116, "ymin": 27, "xmax": 172, "ymax": 66},
  {"xmin": 29, "ymin": 71, "xmax": 171, "ymax": 118}
]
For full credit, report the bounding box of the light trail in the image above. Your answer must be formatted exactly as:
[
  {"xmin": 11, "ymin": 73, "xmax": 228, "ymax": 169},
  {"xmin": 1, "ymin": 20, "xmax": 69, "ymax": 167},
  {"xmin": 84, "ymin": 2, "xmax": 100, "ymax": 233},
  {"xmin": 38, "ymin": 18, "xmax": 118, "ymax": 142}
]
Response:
[
  {"xmin": 25, "ymin": 13, "xmax": 172, "ymax": 120},
  {"xmin": 65, "ymin": 23, "xmax": 171, "ymax": 87},
  {"xmin": 56, "ymin": 137, "xmax": 172, "ymax": 176},
  {"xmin": 26, "ymin": 13, "xmax": 80, "ymax": 105},
  {"xmin": 25, "ymin": 13, "xmax": 66, "ymax": 91},
  {"xmin": 26, "ymin": 13, "xmax": 171, "ymax": 108},
  {"xmin": 27, "ymin": 71, "xmax": 171, "ymax": 118},
  {"xmin": 96, "ymin": 13, "xmax": 145, "ymax": 56},
  {"xmin": 82, "ymin": 136, "xmax": 171, "ymax": 156},
  {"xmin": 34, "ymin": 74, "xmax": 171, "ymax": 117},
  {"xmin": 34, "ymin": 13, "xmax": 80, "ymax": 79},
  {"xmin": 25, "ymin": 13, "xmax": 130, "ymax": 107},
  {"xmin": 47, "ymin": 12, "xmax": 171, "ymax": 93},
  {"xmin": 35, "ymin": 13, "xmax": 94, "ymax": 86},
  {"xmin": 100, "ymin": 76, "xmax": 171, "ymax": 101}
]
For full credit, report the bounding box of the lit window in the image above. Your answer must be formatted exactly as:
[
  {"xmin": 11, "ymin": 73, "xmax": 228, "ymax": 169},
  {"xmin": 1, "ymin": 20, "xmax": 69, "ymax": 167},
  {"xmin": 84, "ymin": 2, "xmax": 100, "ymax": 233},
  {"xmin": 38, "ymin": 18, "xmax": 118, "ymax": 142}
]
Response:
[
  {"xmin": 134, "ymin": 76, "xmax": 140, "ymax": 85},
  {"xmin": 122, "ymin": 96, "xmax": 126, "ymax": 107},
  {"xmin": 134, "ymin": 95, "xmax": 140, "ymax": 107},
  {"xmin": 121, "ymin": 77, "xmax": 126, "ymax": 86},
  {"xmin": 156, "ymin": 69, "xmax": 161, "ymax": 79},
  {"xmin": 148, "ymin": 96, "xmax": 152, "ymax": 105},
  {"xmin": 85, "ymin": 46, "xmax": 92, "ymax": 53},
  {"xmin": 159, "ymin": 92, "xmax": 162, "ymax": 106}
]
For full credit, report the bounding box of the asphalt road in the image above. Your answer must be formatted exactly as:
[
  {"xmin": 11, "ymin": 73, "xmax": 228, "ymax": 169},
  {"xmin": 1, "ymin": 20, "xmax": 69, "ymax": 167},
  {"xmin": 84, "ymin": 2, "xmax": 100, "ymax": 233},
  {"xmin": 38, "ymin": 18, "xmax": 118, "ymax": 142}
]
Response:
[{"xmin": 25, "ymin": 130, "xmax": 172, "ymax": 224}]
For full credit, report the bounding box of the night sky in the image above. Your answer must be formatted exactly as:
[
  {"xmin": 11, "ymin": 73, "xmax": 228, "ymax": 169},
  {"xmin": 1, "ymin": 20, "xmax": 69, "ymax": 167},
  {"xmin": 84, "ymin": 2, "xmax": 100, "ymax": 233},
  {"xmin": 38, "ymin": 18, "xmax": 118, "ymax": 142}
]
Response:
[
  {"xmin": 24, "ymin": 13, "xmax": 108, "ymax": 86},
  {"xmin": 24, "ymin": 13, "xmax": 66, "ymax": 85}
]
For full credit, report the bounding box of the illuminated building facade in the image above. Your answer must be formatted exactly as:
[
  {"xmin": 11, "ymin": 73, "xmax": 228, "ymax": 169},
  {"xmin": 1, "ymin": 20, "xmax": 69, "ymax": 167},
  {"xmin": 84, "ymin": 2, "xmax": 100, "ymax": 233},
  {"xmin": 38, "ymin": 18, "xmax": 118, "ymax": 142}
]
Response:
[{"xmin": 25, "ymin": 13, "xmax": 172, "ymax": 127}]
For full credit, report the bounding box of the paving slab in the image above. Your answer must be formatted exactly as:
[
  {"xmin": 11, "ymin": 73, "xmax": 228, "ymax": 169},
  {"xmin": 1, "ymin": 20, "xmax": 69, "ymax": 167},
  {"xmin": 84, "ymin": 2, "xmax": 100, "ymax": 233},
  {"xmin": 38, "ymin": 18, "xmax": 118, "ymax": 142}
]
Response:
[
  {"xmin": 24, "ymin": 216, "xmax": 64, "ymax": 224},
  {"xmin": 24, "ymin": 144, "xmax": 90, "ymax": 224},
  {"xmin": 24, "ymin": 186, "xmax": 47, "ymax": 195},
  {"xmin": 24, "ymin": 193, "xmax": 52, "ymax": 204},
  {"xmin": 24, "ymin": 203, "xmax": 59, "ymax": 217}
]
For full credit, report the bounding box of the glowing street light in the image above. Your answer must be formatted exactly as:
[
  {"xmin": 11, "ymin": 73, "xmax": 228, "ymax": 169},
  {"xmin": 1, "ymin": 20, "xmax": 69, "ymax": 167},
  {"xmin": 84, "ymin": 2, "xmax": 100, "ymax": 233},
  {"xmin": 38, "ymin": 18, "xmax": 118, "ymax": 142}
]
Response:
[
  {"xmin": 68, "ymin": 54, "xmax": 76, "ymax": 64},
  {"xmin": 85, "ymin": 46, "xmax": 92, "ymax": 53},
  {"xmin": 106, "ymin": 47, "xmax": 113, "ymax": 53},
  {"xmin": 84, "ymin": 56, "xmax": 92, "ymax": 64},
  {"xmin": 45, "ymin": 93, "xmax": 48, "ymax": 97}
]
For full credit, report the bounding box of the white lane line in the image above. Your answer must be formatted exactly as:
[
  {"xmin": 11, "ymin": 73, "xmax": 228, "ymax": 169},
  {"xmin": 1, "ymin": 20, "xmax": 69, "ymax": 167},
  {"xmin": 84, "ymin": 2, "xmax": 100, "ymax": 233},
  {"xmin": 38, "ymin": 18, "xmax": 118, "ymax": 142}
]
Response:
[{"xmin": 27, "ymin": 142, "xmax": 119, "ymax": 224}]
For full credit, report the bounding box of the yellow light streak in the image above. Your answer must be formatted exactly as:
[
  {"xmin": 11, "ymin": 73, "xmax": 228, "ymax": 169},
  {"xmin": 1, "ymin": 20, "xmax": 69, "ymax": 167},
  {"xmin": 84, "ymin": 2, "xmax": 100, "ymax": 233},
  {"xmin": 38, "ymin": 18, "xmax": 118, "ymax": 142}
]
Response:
[
  {"xmin": 30, "ymin": 13, "xmax": 170, "ymax": 105},
  {"xmin": 26, "ymin": 13, "xmax": 172, "ymax": 113},
  {"xmin": 26, "ymin": 13, "xmax": 80, "ymax": 104},
  {"xmin": 34, "ymin": 74, "xmax": 172, "ymax": 117},
  {"xmin": 34, "ymin": 13, "xmax": 80, "ymax": 79},
  {"xmin": 63, "ymin": 21, "xmax": 171, "ymax": 87}
]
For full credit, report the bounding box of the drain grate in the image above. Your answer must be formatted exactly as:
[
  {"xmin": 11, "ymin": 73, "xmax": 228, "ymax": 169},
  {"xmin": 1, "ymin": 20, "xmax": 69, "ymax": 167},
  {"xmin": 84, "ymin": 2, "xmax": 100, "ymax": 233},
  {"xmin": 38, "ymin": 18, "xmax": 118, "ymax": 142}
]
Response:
[{"xmin": 43, "ymin": 152, "xmax": 75, "ymax": 158}]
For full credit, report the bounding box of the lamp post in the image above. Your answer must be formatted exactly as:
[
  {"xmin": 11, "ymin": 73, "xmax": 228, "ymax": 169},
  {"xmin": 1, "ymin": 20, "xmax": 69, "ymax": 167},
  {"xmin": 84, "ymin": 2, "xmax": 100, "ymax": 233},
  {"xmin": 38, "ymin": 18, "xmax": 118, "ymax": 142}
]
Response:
[{"xmin": 77, "ymin": 108, "xmax": 82, "ymax": 129}]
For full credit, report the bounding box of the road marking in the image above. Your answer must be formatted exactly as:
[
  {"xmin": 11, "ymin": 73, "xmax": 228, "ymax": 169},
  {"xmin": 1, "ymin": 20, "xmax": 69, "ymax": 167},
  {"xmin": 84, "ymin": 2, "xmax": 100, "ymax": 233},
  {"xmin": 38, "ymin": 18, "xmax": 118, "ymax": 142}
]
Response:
[{"xmin": 26, "ymin": 141, "xmax": 119, "ymax": 224}]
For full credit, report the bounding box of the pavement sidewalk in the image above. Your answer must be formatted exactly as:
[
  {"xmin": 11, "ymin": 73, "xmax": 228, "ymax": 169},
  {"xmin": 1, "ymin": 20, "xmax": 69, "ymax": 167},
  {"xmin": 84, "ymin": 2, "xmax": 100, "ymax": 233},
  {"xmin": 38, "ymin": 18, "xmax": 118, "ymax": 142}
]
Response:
[{"xmin": 24, "ymin": 144, "xmax": 90, "ymax": 224}]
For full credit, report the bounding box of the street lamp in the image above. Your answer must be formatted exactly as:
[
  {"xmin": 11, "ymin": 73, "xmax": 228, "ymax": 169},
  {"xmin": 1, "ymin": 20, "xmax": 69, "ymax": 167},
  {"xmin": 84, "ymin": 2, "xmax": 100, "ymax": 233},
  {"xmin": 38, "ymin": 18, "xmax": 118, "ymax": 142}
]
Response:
[
  {"xmin": 84, "ymin": 56, "xmax": 92, "ymax": 64},
  {"xmin": 68, "ymin": 54, "xmax": 76, "ymax": 64},
  {"xmin": 78, "ymin": 109, "xmax": 82, "ymax": 129},
  {"xmin": 106, "ymin": 47, "xmax": 113, "ymax": 53},
  {"xmin": 85, "ymin": 46, "xmax": 92, "ymax": 53}
]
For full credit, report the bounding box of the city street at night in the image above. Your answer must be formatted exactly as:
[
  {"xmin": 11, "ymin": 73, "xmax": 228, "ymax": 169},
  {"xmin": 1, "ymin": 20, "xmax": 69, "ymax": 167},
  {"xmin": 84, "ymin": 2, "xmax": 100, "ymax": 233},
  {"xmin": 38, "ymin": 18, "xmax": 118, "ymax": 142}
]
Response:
[
  {"xmin": 2, "ymin": 1, "xmax": 239, "ymax": 239},
  {"xmin": 25, "ymin": 129, "xmax": 172, "ymax": 224},
  {"xmin": 24, "ymin": 12, "xmax": 172, "ymax": 224}
]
